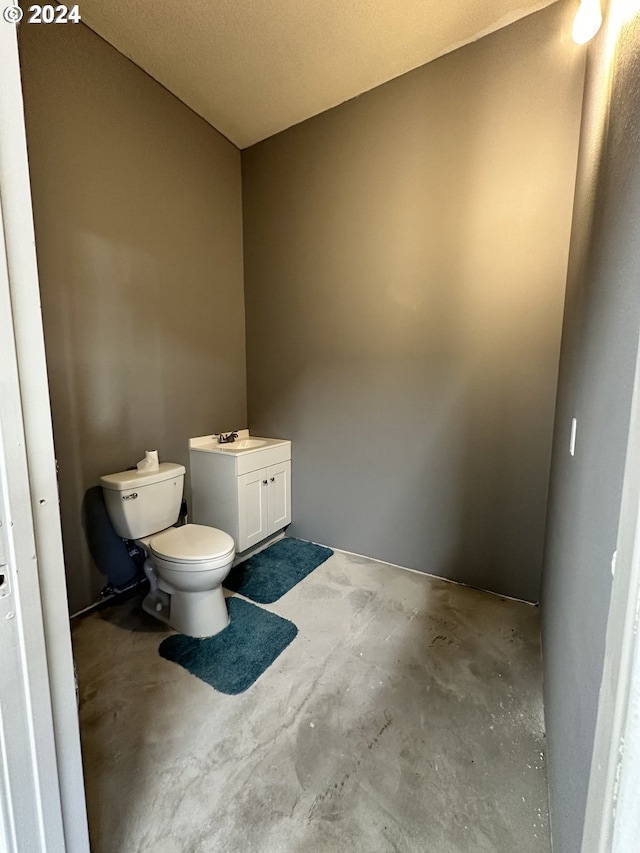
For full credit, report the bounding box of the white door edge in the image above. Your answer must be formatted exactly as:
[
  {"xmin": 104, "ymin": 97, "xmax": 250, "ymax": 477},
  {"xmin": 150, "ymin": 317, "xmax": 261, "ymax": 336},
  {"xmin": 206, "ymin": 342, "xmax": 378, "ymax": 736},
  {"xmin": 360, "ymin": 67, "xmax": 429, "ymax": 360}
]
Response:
[{"xmin": 0, "ymin": 19, "xmax": 90, "ymax": 853}]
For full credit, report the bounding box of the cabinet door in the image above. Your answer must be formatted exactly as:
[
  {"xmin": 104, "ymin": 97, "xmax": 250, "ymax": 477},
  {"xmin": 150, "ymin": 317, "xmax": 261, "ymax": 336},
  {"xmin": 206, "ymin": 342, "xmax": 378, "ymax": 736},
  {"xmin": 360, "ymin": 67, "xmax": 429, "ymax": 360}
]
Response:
[
  {"xmin": 267, "ymin": 461, "xmax": 291, "ymax": 533},
  {"xmin": 237, "ymin": 468, "xmax": 269, "ymax": 552}
]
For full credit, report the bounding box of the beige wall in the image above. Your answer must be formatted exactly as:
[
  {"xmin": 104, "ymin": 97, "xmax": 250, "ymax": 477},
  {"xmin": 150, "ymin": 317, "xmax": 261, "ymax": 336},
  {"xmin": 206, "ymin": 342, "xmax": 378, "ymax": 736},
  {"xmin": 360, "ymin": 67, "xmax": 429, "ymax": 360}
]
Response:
[
  {"xmin": 242, "ymin": 0, "xmax": 585, "ymax": 601},
  {"xmin": 19, "ymin": 23, "xmax": 247, "ymax": 613}
]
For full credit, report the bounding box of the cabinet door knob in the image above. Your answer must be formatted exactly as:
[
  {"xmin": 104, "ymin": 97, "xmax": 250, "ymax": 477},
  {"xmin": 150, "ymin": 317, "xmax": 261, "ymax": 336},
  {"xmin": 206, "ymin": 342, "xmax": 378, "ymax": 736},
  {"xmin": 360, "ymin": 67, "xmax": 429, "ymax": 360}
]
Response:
[
  {"xmin": 262, "ymin": 480, "xmax": 268, "ymax": 485},
  {"xmin": 270, "ymin": 477, "xmax": 275, "ymax": 482}
]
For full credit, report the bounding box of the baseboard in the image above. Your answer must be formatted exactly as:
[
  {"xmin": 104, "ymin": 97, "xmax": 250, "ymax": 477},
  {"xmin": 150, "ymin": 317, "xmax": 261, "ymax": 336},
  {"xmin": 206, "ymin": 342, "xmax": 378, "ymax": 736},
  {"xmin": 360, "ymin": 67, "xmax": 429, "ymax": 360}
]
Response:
[
  {"xmin": 232, "ymin": 530, "xmax": 285, "ymax": 566},
  {"xmin": 70, "ymin": 579, "xmax": 148, "ymax": 620},
  {"xmin": 313, "ymin": 542, "xmax": 538, "ymax": 607}
]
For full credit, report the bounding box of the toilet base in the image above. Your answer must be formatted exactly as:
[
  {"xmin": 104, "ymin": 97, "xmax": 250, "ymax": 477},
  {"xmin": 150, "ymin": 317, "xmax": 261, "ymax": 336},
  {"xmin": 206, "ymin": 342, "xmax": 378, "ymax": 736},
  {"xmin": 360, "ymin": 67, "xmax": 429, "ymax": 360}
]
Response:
[{"xmin": 143, "ymin": 585, "xmax": 229, "ymax": 638}]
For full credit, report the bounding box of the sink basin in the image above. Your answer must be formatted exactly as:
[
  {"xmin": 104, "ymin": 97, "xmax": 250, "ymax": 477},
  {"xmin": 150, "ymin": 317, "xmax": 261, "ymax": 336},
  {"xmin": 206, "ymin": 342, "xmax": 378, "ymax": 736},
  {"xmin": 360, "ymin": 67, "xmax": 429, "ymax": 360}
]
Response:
[
  {"xmin": 189, "ymin": 433, "xmax": 288, "ymax": 455},
  {"xmin": 220, "ymin": 438, "xmax": 268, "ymax": 451}
]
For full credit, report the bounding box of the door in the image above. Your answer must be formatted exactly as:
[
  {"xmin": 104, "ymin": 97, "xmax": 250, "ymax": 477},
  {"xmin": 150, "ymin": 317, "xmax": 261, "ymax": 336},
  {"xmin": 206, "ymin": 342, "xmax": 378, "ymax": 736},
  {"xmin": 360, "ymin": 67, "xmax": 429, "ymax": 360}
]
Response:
[
  {"xmin": 238, "ymin": 467, "xmax": 269, "ymax": 551},
  {"xmin": 267, "ymin": 460, "xmax": 291, "ymax": 532},
  {"xmin": 0, "ymin": 390, "xmax": 65, "ymax": 852},
  {"xmin": 0, "ymin": 20, "xmax": 89, "ymax": 852}
]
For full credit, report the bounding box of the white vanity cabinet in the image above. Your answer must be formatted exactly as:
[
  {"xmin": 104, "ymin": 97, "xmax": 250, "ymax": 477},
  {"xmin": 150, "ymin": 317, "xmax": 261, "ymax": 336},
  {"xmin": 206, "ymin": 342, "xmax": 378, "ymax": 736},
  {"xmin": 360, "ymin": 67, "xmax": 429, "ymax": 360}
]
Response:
[
  {"xmin": 238, "ymin": 461, "xmax": 290, "ymax": 551},
  {"xmin": 189, "ymin": 434, "xmax": 291, "ymax": 555}
]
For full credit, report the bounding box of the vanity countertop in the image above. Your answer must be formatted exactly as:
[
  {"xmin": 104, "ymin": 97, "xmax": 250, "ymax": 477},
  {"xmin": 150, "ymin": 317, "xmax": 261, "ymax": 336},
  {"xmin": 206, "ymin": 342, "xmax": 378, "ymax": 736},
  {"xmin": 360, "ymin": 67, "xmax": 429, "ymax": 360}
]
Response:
[{"xmin": 189, "ymin": 430, "xmax": 290, "ymax": 455}]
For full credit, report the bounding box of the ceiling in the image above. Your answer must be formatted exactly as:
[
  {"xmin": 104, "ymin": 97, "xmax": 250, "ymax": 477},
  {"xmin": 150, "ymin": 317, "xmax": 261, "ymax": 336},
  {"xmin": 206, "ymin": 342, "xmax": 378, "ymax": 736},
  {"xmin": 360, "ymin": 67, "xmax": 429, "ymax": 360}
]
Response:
[{"xmin": 80, "ymin": 0, "xmax": 560, "ymax": 149}]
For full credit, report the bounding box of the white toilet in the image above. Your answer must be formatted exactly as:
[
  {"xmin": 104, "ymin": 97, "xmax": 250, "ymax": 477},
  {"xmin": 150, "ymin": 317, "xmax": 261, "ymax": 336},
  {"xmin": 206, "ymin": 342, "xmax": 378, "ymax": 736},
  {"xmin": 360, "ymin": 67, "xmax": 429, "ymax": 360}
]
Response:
[{"xmin": 100, "ymin": 462, "xmax": 235, "ymax": 637}]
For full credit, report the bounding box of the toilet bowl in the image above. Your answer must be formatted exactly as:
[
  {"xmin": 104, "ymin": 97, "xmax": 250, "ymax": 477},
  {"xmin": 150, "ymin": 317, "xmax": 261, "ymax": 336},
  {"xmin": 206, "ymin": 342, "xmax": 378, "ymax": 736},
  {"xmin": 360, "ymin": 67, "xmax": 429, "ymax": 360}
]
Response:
[
  {"xmin": 99, "ymin": 462, "xmax": 236, "ymax": 638},
  {"xmin": 146, "ymin": 524, "xmax": 235, "ymax": 637}
]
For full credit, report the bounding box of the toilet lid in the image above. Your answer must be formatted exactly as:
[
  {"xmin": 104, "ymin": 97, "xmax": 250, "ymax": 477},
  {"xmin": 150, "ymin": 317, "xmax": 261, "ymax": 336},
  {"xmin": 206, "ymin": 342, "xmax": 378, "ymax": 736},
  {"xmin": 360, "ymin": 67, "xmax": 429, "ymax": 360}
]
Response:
[{"xmin": 150, "ymin": 524, "xmax": 234, "ymax": 563}]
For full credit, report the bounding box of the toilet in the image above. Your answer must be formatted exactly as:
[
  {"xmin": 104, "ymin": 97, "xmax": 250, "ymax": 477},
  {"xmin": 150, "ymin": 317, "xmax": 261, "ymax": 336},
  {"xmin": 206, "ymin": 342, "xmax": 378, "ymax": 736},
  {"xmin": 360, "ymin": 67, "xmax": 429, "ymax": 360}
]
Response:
[{"xmin": 100, "ymin": 462, "xmax": 235, "ymax": 637}]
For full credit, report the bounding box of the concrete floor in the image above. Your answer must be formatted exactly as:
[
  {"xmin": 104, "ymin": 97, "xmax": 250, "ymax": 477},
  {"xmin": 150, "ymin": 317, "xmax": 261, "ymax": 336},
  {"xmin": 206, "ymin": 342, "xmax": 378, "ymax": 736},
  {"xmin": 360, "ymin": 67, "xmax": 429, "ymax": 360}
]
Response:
[{"xmin": 73, "ymin": 548, "xmax": 550, "ymax": 853}]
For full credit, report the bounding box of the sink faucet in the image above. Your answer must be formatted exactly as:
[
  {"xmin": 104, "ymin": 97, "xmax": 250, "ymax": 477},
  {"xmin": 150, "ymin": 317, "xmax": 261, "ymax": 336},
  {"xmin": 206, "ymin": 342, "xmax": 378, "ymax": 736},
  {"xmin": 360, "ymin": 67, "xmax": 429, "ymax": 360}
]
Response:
[{"xmin": 219, "ymin": 431, "xmax": 238, "ymax": 444}]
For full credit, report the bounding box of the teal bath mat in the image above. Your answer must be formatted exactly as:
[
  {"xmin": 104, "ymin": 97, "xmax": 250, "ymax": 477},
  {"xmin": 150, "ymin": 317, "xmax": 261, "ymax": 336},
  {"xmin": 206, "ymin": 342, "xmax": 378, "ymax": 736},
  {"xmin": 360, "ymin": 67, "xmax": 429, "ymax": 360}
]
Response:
[
  {"xmin": 224, "ymin": 537, "xmax": 333, "ymax": 604},
  {"xmin": 158, "ymin": 597, "xmax": 297, "ymax": 695}
]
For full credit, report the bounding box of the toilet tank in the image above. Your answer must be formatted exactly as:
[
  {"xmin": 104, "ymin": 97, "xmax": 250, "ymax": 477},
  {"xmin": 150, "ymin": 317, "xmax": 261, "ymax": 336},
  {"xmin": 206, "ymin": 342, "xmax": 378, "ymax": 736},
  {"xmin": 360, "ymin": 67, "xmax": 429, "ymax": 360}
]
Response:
[{"xmin": 100, "ymin": 463, "xmax": 185, "ymax": 540}]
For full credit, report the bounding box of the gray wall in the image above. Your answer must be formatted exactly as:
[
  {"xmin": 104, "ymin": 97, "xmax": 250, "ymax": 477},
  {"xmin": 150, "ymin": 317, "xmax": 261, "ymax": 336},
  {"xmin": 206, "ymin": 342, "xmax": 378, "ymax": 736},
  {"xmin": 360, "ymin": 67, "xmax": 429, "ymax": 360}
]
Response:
[
  {"xmin": 242, "ymin": 0, "xmax": 585, "ymax": 602},
  {"xmin": 19, "ymin": 23, "xmax": 246, "ymax": 613},
  {"xmin": 541, "ymin": 6, "xmax": 640, "ymax": 852}
]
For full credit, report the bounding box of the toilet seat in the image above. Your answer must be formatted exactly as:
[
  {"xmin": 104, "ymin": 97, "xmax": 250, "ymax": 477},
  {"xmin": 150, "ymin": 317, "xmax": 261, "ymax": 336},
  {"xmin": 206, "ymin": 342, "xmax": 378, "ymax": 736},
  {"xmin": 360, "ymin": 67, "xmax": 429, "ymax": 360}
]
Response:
[{"xmin": 150, "ymin": 523, "xmax": 235, "ymax": 570}]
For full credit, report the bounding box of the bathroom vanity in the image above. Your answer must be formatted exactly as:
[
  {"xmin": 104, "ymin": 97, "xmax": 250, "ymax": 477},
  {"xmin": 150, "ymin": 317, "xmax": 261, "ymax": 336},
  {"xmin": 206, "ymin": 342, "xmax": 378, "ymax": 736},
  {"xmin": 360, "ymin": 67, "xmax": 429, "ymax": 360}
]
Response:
[{"xmin": 188, "ymin": 431, "xmax": 291, "ymax": 556}]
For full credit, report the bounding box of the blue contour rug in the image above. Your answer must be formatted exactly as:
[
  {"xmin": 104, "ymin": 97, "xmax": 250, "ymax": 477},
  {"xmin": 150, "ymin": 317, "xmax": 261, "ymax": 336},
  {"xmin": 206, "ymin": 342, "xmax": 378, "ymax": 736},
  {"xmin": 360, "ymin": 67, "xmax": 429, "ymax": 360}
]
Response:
[
  {"xmin": 158, "ymin": 596, "xmax": 298, "ymax": 695},
  {"xmin": 224, "ymin": 537, "xmax": 333, "ymax": 604}
]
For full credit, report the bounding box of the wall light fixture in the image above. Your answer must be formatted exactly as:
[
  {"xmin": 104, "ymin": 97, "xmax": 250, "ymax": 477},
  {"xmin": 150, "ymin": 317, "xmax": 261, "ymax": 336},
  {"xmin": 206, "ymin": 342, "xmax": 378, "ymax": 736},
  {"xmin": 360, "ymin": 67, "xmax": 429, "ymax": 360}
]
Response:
[{"xmin": 572, "ymin": 0, "xmax": 603, "ymax": 42}]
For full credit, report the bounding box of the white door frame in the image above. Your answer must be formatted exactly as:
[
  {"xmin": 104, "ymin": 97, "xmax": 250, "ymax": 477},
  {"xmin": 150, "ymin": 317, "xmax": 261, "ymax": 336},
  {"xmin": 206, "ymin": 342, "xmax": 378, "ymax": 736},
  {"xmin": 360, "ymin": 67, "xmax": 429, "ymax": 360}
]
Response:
[
  {"xmin": 581, "ymin": 328, "xmax": 640, "ymax": 849},
  {"xmin": 0, "ymin": 18, "xmax": 90, "ymax": 853}
]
